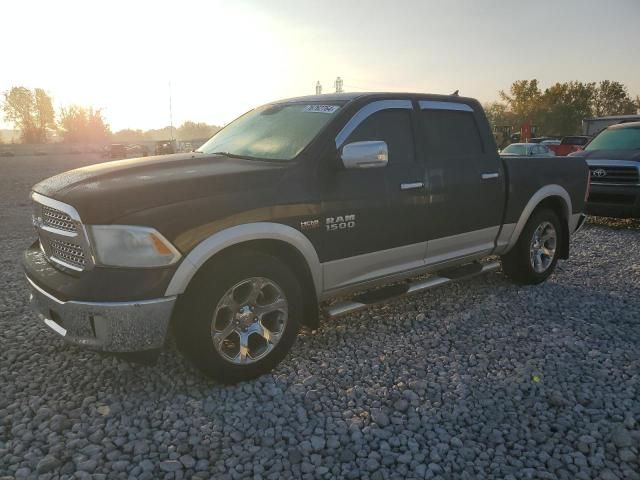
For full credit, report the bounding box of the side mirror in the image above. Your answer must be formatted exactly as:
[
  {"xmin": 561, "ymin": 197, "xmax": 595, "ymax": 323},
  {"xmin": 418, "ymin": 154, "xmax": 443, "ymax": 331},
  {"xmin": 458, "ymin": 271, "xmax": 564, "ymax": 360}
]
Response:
[{"xmin": 341, "ymin": 141, "xmax": 388, "ymax": 169}]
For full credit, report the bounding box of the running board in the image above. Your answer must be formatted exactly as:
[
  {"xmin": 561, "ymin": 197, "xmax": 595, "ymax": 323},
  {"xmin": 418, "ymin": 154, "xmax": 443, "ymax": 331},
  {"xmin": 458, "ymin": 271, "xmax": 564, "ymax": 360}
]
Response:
[{"xmin": 324, "ymin": 260, "xmax": 500, "ymax": 319}]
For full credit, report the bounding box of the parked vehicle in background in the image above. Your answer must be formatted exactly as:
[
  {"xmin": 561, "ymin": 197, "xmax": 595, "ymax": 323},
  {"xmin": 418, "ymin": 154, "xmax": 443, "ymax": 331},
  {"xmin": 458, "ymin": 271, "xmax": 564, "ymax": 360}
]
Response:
[
  {"xmin": 571, "ymin": 121, "xmax": 640, "ymax": 218},
  {"xmin": 155, "ymin": 140, "xmax": 176, "ymax": 155},
  {"xmin": 548, "ymin": 136, "xmax": 591, "ymax": 157},
  {"xmin": 500, "ymin": 143, "xmax": 556, "ymax": 157},
  {"xmin": 529, "ymin": 137, "xmax": 559, "ymax": 144},
  {"xmin": 126, "ymin": 144, "xmax": 149, "ymax": 157},
  {"xmin": 24, "ymin": 92, "xmax": 588, "ymax": 382},
  {"xmin": 108, "ymin": 143, "xmax": 149, "ymax": 159},
  {"xmin": 109, "ymin": 144, "xmax": 127, "ymax": 159},
  {"xmin": 583, "ymin": 115, "xmax": 640, "ymax": 137}
]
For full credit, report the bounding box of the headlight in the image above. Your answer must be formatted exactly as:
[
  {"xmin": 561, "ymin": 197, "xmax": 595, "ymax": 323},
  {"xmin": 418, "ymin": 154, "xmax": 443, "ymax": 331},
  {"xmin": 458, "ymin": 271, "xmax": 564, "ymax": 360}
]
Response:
[{"xmin": 88, "ymin": 225, "xmax": 181, "ymax": 268}]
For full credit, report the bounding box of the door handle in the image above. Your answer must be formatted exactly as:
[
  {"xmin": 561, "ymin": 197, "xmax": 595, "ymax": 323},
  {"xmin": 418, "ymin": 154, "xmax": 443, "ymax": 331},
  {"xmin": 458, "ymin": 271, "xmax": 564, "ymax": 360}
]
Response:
[
  {"xmin": 481, "ymin": 173, "xmax": 499, "ymax": 180},
  {"xmin": 400, "ymin": 182, "xmax": 425, "ymax": 191}
]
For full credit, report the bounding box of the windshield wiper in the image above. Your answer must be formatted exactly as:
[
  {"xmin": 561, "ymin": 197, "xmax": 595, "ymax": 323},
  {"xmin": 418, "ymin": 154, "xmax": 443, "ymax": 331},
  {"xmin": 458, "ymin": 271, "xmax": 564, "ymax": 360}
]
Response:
[{"xmin": 211, "ymin": 151, "xmax": 262, "ymax": 161}]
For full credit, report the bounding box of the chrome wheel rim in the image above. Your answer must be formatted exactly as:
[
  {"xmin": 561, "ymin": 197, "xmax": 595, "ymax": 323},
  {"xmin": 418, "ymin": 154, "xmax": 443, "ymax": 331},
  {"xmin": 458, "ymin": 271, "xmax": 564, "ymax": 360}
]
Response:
[
  {"xmin": 211, "ymin": 277, "xmax": 288, "ymax": 365},
  {"xmin": 530, "ymin": 221, "xmax": 557, "ymax": 273}
]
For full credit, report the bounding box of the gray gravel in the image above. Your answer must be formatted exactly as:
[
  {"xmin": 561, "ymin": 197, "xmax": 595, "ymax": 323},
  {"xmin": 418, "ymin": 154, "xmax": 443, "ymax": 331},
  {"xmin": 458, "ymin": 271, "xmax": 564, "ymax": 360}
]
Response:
[{"xmin": 1, "ymin": 154, "xmax": 640, "ymax": 479}]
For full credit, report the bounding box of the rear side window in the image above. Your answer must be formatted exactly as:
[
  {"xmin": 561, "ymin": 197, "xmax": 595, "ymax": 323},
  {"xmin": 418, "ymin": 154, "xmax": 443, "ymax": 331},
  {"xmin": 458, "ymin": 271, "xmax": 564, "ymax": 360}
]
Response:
[
  {"xmin": 420, "ymin": 110, "xmax": 484, "ymax": 156},
  {"xmin": 345, "ymin": 109, "xmax": 415, "ymax": 165}
]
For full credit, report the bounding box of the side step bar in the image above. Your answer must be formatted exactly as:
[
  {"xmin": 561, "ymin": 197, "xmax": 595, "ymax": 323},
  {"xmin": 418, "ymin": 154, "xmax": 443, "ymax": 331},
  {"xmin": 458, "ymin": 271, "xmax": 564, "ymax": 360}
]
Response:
[{"xmin": 324, "ymin": 260, "xmax": 501, "ymax": 319}]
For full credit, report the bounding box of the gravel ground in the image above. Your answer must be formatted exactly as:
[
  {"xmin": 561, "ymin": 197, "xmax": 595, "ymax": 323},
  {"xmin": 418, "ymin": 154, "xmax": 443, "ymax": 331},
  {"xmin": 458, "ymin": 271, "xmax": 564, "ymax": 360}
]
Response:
[{"xmin": 1, "ymin": 154, "xmax": 639, "ymax": 480}]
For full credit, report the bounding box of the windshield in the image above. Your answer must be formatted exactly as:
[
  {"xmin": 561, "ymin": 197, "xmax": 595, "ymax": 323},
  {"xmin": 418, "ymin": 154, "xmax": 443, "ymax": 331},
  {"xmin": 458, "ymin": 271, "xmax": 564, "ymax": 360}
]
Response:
[
  {"xmin": 197, "ymin": 103, "xmax": 343, "ymax": 161},
  {"xmin": 502, "ymin": 144, "xmax": 528, "ymax": 155},
  {"xmin": 585, "ymin": 127, "xmax": 640, "ymax": 151}
]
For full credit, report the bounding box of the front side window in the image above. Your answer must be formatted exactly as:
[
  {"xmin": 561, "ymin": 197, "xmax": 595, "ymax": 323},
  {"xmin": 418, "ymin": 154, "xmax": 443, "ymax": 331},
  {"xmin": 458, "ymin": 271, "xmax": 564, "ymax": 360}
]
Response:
[
  {"xmin": 345, "ymin": 109, "xmax": 415, "ymax": 165},
  {"xmin": 585, "ymin": 127, "xmax": 640, "ymax": 151},
  {"xmin": 420, "ymin": 110, "xmax": 484, "ymax": 156},
  {"xmin": 197, "ymin": 103, "xmax": 343, "ymax": 161}
]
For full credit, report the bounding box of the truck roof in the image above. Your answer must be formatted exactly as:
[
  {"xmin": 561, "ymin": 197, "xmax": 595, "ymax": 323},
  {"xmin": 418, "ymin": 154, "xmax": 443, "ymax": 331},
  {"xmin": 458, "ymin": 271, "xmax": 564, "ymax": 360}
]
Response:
[
  {"xmin": 608, "ymin": 121, "xmax": 640, "ymax": 129},
  {"xmin": 584, "ymin": 114, "xmax": 640, "ymax": 121},
  {"xmin": 274, "ymin": 92, "xmax": 476, "ymax": 104}
]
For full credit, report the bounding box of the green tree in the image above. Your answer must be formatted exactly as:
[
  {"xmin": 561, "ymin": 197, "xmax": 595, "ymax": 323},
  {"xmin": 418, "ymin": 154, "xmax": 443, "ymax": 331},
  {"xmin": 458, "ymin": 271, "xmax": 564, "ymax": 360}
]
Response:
[
  {"xmin": 58, "ymin": 105, "xmax": 111, "ymax": 143},
  {"xmin": 177, "ymin": 121, "xmax": 220, "ymax": 140},
  {"xmin": 2, "ymin": 86, "xmax": 55, "ymax": 143},
  {"xmin": 499, "ymin": 79, "xmax": 543, "ymax": 126},
  {"xmin": 483, "ymin": 101, "xmax": 515, "ymax": 127},
  {"xmin": 538, "ymin": 81, "xmax": 596, "ymax": 135},
  {"xmin": 112, "ymin": 128, "xmax": 147, "ymax": 142},
  {"xmin": 593, "ymin": 81, "xmax": 637, "ymax": 116}
]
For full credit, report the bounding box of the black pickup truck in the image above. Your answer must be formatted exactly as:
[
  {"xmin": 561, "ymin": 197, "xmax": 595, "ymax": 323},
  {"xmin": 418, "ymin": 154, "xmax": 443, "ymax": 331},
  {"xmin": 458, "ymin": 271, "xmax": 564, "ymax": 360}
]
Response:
[{"xmin": 24, "ymin": 93, "xmax": 589, "ymax": 382}]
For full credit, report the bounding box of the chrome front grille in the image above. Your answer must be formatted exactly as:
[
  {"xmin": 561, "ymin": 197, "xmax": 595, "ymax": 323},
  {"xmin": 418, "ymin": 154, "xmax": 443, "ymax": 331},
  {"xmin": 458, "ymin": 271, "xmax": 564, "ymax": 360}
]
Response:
[
  {"xmin": 42, "ymin": 205, "xmax": 77, "ymax": 233},
  {"xmin": 32, "ymin": 192, "xmax": 92, "ymax": 272},
  {"xmin": 47, "ymin": 238, "xmax": 86, "ymax": 269}
]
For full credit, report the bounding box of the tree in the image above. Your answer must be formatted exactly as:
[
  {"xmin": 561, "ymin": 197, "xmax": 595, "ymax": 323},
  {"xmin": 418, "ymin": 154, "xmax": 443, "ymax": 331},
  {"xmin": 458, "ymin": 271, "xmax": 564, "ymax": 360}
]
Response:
[
  {"xmin": 483, "ymin": 101, "xmax": 515, "ymax": 127},
  {"xmin": 2, "ymin": 86, "xmax": 55, "ymax": 143},
  {"xmin": 177, "ymin": 121, "xmax": 220, "ymax": 140},
  {"xmin": 58, "ymin": 105, "xmax": 111, "ymax": 143},
  {"xmin": 112, "ymin": 129, "xmax": 147, "ymax": 142},
  {"xmin": 593, "ymin": 81, "xmax": 637, "ymax": 116},
  {"xmin": 538, "ymin": 81, "xmax": 596, "ymax": 136},
  {"xmin": 499, "ymin": 79, "xmax": 543, "ymax": 126}
]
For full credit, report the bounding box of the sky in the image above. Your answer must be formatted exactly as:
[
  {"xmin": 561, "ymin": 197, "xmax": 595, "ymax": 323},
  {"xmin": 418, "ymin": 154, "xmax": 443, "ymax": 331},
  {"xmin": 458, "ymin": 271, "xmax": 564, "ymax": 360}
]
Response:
[{"xmin": 1, "ymin": 0, "xmax": 639, "ymax": 131}]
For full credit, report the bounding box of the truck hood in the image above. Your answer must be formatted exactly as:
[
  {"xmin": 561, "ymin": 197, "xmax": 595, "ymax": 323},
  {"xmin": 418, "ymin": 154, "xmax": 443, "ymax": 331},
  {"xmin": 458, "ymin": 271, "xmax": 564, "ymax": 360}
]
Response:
[
  {"xmin": 571, "ymin": 149, "xmax": 640, "ymax": 161},
  {"xmin": 32, "ymin": 153, "xmax": 289, "ymax": 224}
]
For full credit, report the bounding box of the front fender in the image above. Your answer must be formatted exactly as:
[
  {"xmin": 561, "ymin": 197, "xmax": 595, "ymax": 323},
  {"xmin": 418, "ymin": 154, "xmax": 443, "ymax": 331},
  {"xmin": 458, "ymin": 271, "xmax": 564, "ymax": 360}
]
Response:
[{"xmin": 164, "ymin": 222, "xmax": 322, "ymax": 297}]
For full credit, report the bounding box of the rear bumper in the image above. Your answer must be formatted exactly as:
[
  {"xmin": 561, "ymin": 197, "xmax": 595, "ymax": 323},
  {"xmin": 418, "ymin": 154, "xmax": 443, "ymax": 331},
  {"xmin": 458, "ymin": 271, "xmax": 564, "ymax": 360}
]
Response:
[{"xmin": 27, "ymin": 276, "xmax": 176, "ymax": 352}]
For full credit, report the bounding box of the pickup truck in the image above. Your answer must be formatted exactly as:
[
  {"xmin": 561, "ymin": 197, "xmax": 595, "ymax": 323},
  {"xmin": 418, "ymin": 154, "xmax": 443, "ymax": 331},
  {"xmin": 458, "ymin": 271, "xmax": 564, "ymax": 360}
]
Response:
[
  {"xmin": 24, "ymin": 93, "xmax": 589, "ymax": 383},
  {"xmin": 548, "ymin": 136, "xmax": 591, "ymax": 157},
  {"xmin": 571, "ymin": 121, "xmax": 640, "ymax": 218}
]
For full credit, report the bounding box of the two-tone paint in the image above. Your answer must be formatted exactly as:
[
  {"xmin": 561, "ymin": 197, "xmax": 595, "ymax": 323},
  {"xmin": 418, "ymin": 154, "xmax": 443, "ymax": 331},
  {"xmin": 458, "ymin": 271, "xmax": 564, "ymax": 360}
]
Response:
[{"xmin": 24, "ymin": 92, "xmax": 589, "ymax": 351}]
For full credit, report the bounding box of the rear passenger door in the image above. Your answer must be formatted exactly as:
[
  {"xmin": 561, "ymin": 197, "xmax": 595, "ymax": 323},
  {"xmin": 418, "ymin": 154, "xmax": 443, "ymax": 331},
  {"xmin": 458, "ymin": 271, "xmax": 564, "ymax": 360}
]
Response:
[{"xmin": 417, "ymin": 101, "xmax": 504, "ymax": 265}]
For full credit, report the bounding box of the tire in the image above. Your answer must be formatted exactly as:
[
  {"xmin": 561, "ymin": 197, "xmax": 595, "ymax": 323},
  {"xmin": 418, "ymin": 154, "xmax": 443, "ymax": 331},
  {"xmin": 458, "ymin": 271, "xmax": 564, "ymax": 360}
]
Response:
[
  {"xmin": 175, "ymin": 250, "xmax": 302, "ymax": 383},
  {"xmin": 501, "ymin": 208, "xmax": 562, "ymax": 285}
]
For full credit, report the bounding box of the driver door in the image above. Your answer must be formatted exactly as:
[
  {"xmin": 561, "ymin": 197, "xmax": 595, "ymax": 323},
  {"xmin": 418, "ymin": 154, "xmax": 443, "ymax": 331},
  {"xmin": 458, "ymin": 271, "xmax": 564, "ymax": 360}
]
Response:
[{"xmin": 319, "ymin": 101, "xmax": 427, "ymax": 292}]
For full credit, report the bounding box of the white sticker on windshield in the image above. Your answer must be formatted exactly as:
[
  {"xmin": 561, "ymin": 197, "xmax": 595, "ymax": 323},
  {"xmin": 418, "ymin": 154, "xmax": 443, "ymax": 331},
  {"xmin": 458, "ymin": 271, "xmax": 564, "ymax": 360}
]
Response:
[{"xmin": 303, "ymin": 105, "xmax": 339, "ymax": 114}]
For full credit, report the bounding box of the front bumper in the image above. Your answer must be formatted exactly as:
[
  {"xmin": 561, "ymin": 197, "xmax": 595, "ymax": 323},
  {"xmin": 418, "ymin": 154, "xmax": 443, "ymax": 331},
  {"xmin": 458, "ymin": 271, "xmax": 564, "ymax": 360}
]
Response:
[
  {"xmin": 27, "ymin": 276, "xmax": 176, "ymax": 352},
  {"xmin": 572, "ymin": 213, "xmax": 588, "ymax": 233},
  {"xmin": 586, "ymin": 184, "xmax": 640, "ymax": 219}
]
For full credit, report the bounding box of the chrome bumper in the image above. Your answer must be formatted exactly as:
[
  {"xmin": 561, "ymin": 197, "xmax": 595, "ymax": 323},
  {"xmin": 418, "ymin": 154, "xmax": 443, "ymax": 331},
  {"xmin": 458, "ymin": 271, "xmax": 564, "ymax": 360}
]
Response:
[{"xmin": 27, "ymin": 276, "xmax": 176, "ymax": 352}]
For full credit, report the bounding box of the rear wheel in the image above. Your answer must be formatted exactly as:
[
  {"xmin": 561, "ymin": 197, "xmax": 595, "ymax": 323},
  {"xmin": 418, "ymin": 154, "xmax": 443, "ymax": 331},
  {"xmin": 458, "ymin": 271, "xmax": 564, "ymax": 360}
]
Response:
[
  {"xmin": 501, "ymin": 208, "xmax": 562, "ymax": 285},
  {"xmin": 175, "ymin": 251, "xmax": 302, "ymax": 383}
]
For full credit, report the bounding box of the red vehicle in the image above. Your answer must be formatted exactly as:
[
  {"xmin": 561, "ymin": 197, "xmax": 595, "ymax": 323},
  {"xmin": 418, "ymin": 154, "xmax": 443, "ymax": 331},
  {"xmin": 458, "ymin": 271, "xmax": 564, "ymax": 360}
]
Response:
[{"xmin": 548, "ymin": 136, "xmax": 591, "ymax": 156}]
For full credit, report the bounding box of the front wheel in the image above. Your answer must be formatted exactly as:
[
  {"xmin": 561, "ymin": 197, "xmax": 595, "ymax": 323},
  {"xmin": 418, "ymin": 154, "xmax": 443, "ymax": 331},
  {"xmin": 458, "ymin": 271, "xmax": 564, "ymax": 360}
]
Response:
[
  {"xmin": 501, "ymin": 208, "xmax": 562, "ymax": 285},
  {"xmin": 175, "ymin": 251, "xmax": 302, "ymax": 383}
]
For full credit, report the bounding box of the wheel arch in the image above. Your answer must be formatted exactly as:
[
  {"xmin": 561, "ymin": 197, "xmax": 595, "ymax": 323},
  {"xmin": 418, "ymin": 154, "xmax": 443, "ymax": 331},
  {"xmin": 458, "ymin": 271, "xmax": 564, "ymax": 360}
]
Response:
[
  {"xmin": 503, "ymin": 185, "xmax": 572, "ymax": 258},
  {"xmin": 165, "ymin": 223, "xmax": 322, "ymax": 327}
]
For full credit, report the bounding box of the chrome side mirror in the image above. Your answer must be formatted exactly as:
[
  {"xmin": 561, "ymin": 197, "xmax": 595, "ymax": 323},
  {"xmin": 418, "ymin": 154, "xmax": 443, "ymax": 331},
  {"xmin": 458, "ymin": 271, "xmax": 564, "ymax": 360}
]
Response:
[{"xmin": 341, "ymin": 141, "xmax": 388, "ymax": 169}]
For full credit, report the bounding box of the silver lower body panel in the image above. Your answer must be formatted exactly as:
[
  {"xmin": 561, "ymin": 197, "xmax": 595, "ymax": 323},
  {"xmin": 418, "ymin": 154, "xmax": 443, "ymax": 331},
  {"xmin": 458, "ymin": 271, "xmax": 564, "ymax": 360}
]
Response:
[{"xmin": 27, "ymin": 276, "xmax": 176, "ymax": 352}]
